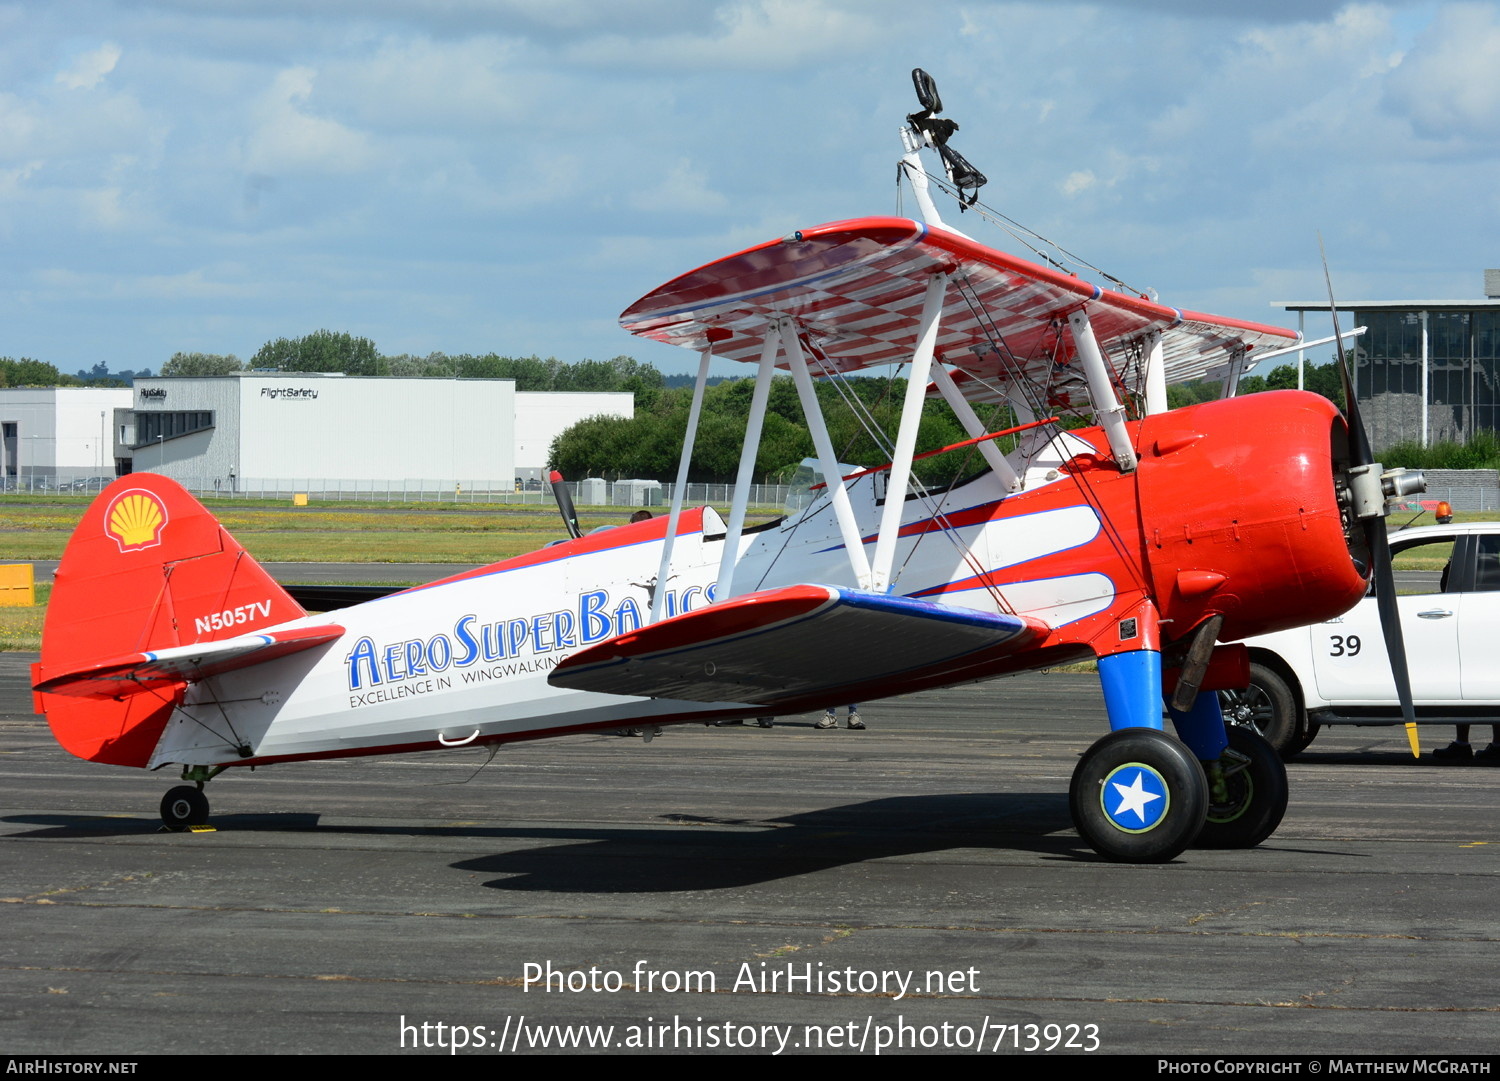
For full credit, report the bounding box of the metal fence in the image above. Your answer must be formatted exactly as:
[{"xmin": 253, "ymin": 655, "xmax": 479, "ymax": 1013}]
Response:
[
  {"xmin": 0, "ymin": 475, "xmax": 798, "ymax": 509},
  {"xmin": 12, "ymin": 473, "xmax": 1500, "ymax": 514},
  {"xmin": 1414, "ymin": 486, "xmax": 1500, "ymax": 513}
]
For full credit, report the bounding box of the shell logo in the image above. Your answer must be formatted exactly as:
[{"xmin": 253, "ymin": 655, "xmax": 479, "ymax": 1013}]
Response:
[{"xmin": 104, "ymin": 490, "xmax": 169, "ymax": 552}]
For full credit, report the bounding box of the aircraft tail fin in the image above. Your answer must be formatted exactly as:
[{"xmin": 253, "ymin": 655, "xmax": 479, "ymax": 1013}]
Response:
[{"xmin": 33, "ymin": 474, "xmax": 307, "ymax": 766}]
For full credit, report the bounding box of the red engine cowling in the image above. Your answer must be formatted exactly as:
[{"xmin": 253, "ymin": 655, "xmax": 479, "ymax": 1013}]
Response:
[{"xmin": 1133, "ymin": 390, "xmax": 1368, "ymax": 644}]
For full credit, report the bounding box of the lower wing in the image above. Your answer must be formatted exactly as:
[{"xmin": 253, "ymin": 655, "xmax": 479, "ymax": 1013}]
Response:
[{"xmin": 548, "ymin": 584, "xmax": 1047, "ymax": 706}]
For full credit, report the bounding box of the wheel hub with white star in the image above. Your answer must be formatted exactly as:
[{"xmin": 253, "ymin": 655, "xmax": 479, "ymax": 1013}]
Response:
[{"xmin": 1099, "ymin": 762, "xmax": 1169, "ymax": 832}]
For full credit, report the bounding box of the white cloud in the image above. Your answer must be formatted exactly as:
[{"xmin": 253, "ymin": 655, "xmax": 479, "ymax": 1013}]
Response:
[
  {"xmin": 55, "ymin": 43, "xmax": 122, "ymax": 90},
  {"xmin": 0, "ymin": 0, "xmax": 1495, "ymax": 377},
  {"xmin": 1383, "ymin": 2, "xmax": 1500, "ymax": 139},
  {"xmin": 318, "ymin": 35, "xmax": 534, "ymax": 132},
  {"xmin": 628, "ymin": 157, "xmax": 727, "ymax": 213},
  {"xmin": 568, "ymin": 0, "xmax": 905, "ymax": 70},
  {"xmin": 0, "ymin": 159, "xmax": 40, "ymax": 193},
  {"xmin": 242, "ymin": 66, "xmax": 375, "ymax": 175},
  {"xmin": 80, "ymin": 186, "xmax": 127, "ymax": 229},
  {"xmin": 0, "ymin": 91, "xmax": 41, "ymax": 158},
  {"xmin": 1061, "ymin": 170, "xmax": 1096, "ymax": 197},
  {"xmin": 33, "ymin": 265, "xmax": 262, "ymax": 301}
]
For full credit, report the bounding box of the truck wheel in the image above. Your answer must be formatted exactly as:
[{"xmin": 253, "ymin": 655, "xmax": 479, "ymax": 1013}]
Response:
[
  {"xmin": 1218, "ymin": 663, "xmax": 1305, "ymax": 759},
  {"xmin": 1288, "ymin": 721, "xmax": 1320, "ymax": 755}
]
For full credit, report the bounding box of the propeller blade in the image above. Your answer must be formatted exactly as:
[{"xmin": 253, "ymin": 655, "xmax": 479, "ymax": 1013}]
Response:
[
  {"xmin": 549, "ymin": 470, "xmax": 582, "ymax": 540},
  {"xmin": 1318, "ymin": 232, "xmax": 1373, "ymax": 468},
  {"xmin": 1364, "ymin": 516, "xmax": 1420, "ymax": 756},
  {"xmin": 1322, "ymin": 236, "xmax": 1419, "ymax": 757}
]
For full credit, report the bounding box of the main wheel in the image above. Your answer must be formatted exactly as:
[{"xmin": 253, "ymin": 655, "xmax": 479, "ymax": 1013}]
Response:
[
  {"xmin": 1218, "ymin": 662, "xmax": 1306, "ymax": 759},
  {"xmin": 1196, "ymin": 726, "xmax": 1288, "ymax": 849},
  {"xmin": 1070, "ymin": 728, "xmax": 1208, "ymax": 863},
  {"xmin": 160, "ymin": 785, "xmax": 209, "ymax": 830}
]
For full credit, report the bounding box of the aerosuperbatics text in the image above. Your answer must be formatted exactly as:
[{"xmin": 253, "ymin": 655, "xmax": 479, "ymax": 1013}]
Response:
[{"xmin": 342, "ymin": 585, "xmax": 714, "ymax": 706}]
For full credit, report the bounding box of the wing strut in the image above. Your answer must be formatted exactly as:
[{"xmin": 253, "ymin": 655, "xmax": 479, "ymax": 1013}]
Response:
[
  {"xmin": 1141, "ymin": 330, "xmax": 1168, "ymax": 415},
  {"xmin": 871, "ymin": 272, "xmax": 947, "ymax": 592},
  {"xmin": 652, "ymin": 335, "xmax": 720, "ymax": 623},
  {"xmin": 1066, "ymin": 308, "xmax": 1138, "ymax": 471},
  {"xmin": 1207, "ymin": 342, "xmax": 1250, "ymax": 399},
  {"xmin": 715, "ymin": 331, "xmax": 779, "ymax": 601},
  {"xmin": 929, "ymin": 363, "xmax": 1022, "ymax": 491},
  {"xmin": 781, "ymin": 320, "xmax": 873, "ymax": 589}
]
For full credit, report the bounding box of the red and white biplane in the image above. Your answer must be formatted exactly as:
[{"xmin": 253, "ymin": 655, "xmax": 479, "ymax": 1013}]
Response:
[{"xmin": 32, "ymin": 71, "xmax": 1420, "ymax": 861}]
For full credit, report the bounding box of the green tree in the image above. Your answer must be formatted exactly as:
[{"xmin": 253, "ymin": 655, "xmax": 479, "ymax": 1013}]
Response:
[
  {"xmin": 1380, "ymin": 430, "xmax": 1500, "ymax": 470},
  {"xmin": 161, "ymin": 352, "xmax": 243, "ymax": 377},
  {"xmin": 0, "ymin": 357, "xmax": 74, "ymax": 387},
  {"xmin": 381, "ymin": 352, "xmax": 457, "ymax": 377},
  {"xmin": 1236, "ymin": 359, "xmax": 1343, "ymax": 405},
  {"xmin": 548, "ymin": 374, "xmax": 984, "ymax": 485},
  {"xmin": 1165, "ymin": 378, "xmax": 1223, "ymax": 409},
  {"xmin": 72, "ymin": 362, "xmax": 130, "ymax": 386},
  {"xmin": 251, "ymin": 330, "xmax": 380, "ymax": 374},
  {"xmin": 548, "ymin": 414, "xmax": 645, "ymax": 478}
]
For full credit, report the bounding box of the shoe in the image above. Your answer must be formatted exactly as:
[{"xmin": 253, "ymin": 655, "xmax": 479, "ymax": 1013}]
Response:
[
  {"xmin": 714, "ymin": 719, "xmax": 745, "ymax": 727},
  {"xmin": 1433, "ymin": 741, "xmax": 1473, "ymax": 761},
  {"xmin": 756, "ymin": 717, "xmax": 775, "ymax": 728},
  {"xmin": 1477, "ymin": 743, "xmax": 1500, "ymax": 762},
  {"xmin": 846, "ymin": 712, "xmax": 865, "ymax": 730},
  {"xmin": 816, "ymin": 714, "xmax": 837, "ymax": 730}
]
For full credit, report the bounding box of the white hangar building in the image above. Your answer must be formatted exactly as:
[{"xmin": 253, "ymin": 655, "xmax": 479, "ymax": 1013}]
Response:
[
  {"xmin": 118, "ymin": 373, "xmax": 631, "ymax": 493},
  {"xmin": 0, "ymin": 387, "xmax": 132, "ymax": 487}
]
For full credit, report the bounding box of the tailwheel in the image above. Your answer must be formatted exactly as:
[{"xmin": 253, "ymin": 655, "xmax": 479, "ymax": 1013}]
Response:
[
  {"xmin": 160, "ymin": 785, "xmax": 209, "ymax": 831},
  {"xmin": 1069, "ymin": 728, "xmax": 1207, "ymax": 863},
  {"xmin": 1196, "ymin": 726, "xmax": 1288, "ymax": 849}
]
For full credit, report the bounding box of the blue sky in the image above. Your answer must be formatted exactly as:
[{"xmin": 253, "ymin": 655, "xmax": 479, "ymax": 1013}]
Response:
[{"xmin": 1, "ymin": 1, "xmax": 1494, "ymax": 378}]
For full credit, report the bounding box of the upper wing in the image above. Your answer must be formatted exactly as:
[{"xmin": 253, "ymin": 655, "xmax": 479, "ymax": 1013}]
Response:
[
  {"xmin": 548, "ymin": 583, "xmax": 1047, "ymax": 707},
  {"xmin": 620, "ymin": 216, "xmax": 1295, "ymax": 402}
]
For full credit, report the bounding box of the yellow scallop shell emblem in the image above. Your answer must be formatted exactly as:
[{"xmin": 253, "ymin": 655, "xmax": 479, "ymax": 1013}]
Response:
[{"xmin": 104, "ymin": 490, "xmax": 168, "ymax": 552}]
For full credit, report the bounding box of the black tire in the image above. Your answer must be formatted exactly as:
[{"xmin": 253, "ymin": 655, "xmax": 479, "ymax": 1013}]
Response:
[
  {"xmin": 1196, "ymin": 726, "xmax": 1289, "ymax": 849},
  {"xmin": 160, "ymin": 785, "xmax": 209, "ymax": 830},
  {"xmin": 1070, "ymin": 728, "xmax": 1208, "ymax": 863},
  {"xmin": 1218, "ymin": 662, "xmax": 1306, "ymax": 759},
  {"xmin": 1289, "ymin": 721, "xmax": 1320, "ymax": 756}
]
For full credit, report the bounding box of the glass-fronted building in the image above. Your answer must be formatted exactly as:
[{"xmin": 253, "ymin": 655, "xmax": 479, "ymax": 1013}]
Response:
[{"xmin": 1280, "ymin": 279, "xmax": 1500, "ymax": 450}]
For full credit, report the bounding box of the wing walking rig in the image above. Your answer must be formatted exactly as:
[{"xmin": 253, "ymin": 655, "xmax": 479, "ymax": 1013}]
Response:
[{"xmin": 33, "ymin": 70, "xmax": 1419, "ymax": 862}]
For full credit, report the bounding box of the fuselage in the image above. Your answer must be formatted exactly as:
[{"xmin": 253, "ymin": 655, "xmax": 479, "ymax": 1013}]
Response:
[{"xmin": 144, "ymin": 389, "xmax": 1365, "ymax": 770}]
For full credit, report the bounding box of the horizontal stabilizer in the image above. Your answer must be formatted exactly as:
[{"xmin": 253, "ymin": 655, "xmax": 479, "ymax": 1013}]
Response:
[
  {"xmin": 34, "ymin": 625, "xmax": 344, "ymax": 699},
  {"xmin": 549, "ymin": 584, "xmax": 1045, "ymax": 705}
]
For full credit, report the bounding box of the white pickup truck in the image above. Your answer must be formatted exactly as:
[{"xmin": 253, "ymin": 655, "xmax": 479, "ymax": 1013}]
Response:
[{"xmin": 1220, "ymin": 522, "xmax": 1500, "ymax": 756}]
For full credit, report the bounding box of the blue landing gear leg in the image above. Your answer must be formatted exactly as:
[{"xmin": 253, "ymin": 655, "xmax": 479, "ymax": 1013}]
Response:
[
  {"xmin": 1172, "ymin": 693, "xmax": 1288, "ymax": 849},
  {"xmin": 1070, "ymin": 651, "xmax": 1208, "ymax": 862},
  {"xmin": 1097, "ymin": 650, "xmax": 1165, "ymax": 732}
]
